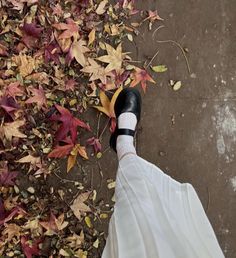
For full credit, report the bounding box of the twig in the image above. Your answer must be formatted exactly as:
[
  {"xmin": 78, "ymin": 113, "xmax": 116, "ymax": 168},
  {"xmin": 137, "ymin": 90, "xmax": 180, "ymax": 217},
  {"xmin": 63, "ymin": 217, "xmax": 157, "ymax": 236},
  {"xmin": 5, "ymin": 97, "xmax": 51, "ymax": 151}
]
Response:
[
  {"xmin": 97, "ymin": 161, "xmax": 103, "ymax": 180},
  {"xmin": 102, "ymin": 146, "xmax": 110, "ymax": 155},
  {"xmin": 97, "ymin": 160, "xmax": 104, "ymax": 193},
  {"xmin": 53, "ymin": 171, "xmax": 78, "ymax": 184},
  {"xmin": 99, "ymin": 118, "xmax": 110, "ymax": 141},
  {"xmin": 90, "ymin": 168, "xmax": 94, "ymax": 190},
  {"xmin": 206, "ymin": 186, "xmax": 210, "ymax": 212},
  {"xmin": 127, "ymin": 60, "xmax": 142, "ymax": 64},
  {"xmin": 96, "ymin": 113, "xmax": 102, "ymax": 138},
  {"xmin": 156, "ymin": 39, "xmax": 191, "ymax": 74},
  {"xmin": 145, "ymin": 50, "xmax": 159, "ymax": 69},
  {"xmin": 152, "ymin": 25, "xmax": 165, "ymax": 40}
]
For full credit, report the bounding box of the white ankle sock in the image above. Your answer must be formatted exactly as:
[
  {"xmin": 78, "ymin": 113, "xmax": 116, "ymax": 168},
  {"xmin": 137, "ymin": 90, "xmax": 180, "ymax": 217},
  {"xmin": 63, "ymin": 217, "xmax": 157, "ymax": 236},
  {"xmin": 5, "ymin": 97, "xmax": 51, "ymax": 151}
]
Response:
[{"xmin": 116, "ymin": 113, "xmax": 137, "ymax": 160}]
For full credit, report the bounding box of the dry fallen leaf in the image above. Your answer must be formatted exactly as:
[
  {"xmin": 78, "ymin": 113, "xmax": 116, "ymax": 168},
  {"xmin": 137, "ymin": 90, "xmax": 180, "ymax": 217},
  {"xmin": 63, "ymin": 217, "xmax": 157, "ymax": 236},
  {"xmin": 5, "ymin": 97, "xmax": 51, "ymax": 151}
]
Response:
[
  {"xmin": 70, "ymin": 192, "xmax": 91, "ymax": 220},
  {"xmin": 12, "ymin": 53, "xmax": 38, "ymax": 77},
  {"xmin": 3, "ymin": 223, "xmax": 21, "ymax": 241},
  {"xmin": 96, "ymin": 0, "xmax": 108, "ymax": 15},
  {"xmin": 97, "ymin": 43, "xmax": 124, "ymax": 73},
  {"xmin": 88, "ymin": 28, "xmax": 96, "ymax": 46},
  {"xmin": 172, "ymin": 81, "xmax": 182, "ymax": 91},
  {"xmin": 2, "ymin": 120, "xmax": 27, "ymax": 141},
  {"xmin": 17, "ymin": 155, "xmax": 40, "ymax": 164},
  {"xmin": 70, "ymin": 39, "xmax": 90, "ymax": 67},
  {"xmin": 81, "ymin": 58, "xmax": 108, "ymax": 84}
]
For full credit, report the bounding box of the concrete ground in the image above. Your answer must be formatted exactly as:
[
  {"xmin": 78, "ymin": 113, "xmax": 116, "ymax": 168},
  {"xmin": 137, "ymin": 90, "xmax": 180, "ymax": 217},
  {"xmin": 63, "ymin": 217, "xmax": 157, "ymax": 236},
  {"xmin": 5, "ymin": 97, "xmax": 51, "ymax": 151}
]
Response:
[{"xmin": 100, "ymin": 0, "xmax": 236, "ymax": 257}]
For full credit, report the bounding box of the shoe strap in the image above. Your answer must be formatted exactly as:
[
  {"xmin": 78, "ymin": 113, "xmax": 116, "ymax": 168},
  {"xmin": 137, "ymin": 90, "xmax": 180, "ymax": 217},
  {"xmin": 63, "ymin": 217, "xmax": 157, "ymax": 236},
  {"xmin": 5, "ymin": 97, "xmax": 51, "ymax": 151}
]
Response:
[{"xmin": 117, "ymin": 128, "xmax": 135, "ymax": 137}]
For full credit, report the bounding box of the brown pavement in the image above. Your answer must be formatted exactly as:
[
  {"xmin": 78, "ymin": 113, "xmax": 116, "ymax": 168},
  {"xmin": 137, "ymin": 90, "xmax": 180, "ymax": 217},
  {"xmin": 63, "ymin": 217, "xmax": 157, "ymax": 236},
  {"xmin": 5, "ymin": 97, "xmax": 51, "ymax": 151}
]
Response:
[{"xmin": 101, "ymin": 0, "xmax": 236, "ymax": 257}]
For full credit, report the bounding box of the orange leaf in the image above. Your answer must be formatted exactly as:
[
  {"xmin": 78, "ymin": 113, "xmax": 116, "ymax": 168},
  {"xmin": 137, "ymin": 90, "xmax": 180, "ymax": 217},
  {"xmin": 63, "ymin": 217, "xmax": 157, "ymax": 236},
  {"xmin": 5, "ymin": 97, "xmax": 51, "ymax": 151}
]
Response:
[
  {"xmin": 76, "ymin": 144, "xmax": 88, "ymax": 160},
  {"xmin": 130, "ymin": 67, "xmax": 155, "ymax": 93},
  {"xmin": 67, "ymin": 154, "xmax": 77, "ymax": 173},
  {"xmin": 48, "ymin": 144, "xmax": 74, "ymax": 158}
]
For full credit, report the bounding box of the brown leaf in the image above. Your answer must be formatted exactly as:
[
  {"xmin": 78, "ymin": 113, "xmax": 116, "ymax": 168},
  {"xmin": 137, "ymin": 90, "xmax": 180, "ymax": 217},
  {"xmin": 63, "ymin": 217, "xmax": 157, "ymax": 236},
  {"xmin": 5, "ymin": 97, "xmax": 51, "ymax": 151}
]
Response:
[
  {"xmin": 3, "ymin": 223, "xmax": 21, "ymax": 241},
  {"xmin": 88, "ymin": 28, "xmax": 96, "ymax": 46},
  {"xmin": 2, "ymin": 120, "xmax": 27, "ymax": 141},
  {"xmin": 81, "ymin": 58, "xmax": 108, "ymax": 84},
  {"xmin": 40, "ymin": 213, "xmax": 68, "ymax": 236},
  {"xmin": 69, "ymin": 39, "xmax": 90, "ymax": 67},
  {"xmin": 67, "ymin": 154, "xmax": 77, "ymax": 173},
  {"xmin": 96, "ymin": 0, "xmax": 108, "ymax": 15},
  {"xmin": 12, "ymin": 53, "xmax": 38, "ymax": 77},
  {"xmin": 17, "ymin": 155, "xmax": 41, "ymax": 166},
  {"xmin": 70, "ymin": 192, "xmax": 91, "ymax": 220}
]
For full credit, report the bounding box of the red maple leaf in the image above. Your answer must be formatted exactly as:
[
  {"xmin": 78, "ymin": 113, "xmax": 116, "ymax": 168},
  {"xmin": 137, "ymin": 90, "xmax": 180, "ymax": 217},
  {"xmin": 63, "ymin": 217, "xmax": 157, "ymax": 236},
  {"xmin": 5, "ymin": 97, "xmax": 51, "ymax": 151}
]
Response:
[
  {"xmin": 25, "ymin": 86, "xmax": 47, "ymax": 110},
  {"xmin": 48, "ymin": 143, "xmax": 74, "ymax": 158},
  {"xmin": 21, "ymin": 23, "xmax": 43, "ymax": 49},
  {"xmin": 130, "ymin": 67, "xmax": 155, "ymax": 93},
  {"xmin": 44, "ymin": 41, "xmax": 61, "ymax": 64},
  {"xmin": 0, "ymin": 197, "xmax": 26, "ymax": 225},
  {"xmin": 0, "ymin": 161, "xmax": 18, "ymax": 186},
  {"xmin": 0, "ymin": 96, "xmax": 19, "ymax": 119},
  {"xmin": 21, "ymin": 236, "xmax": 41, "ymax": 258},
  {"xmin": 49, "ymin": 105, "xmax": 91, "ymax": 143},
  {"xmin": 65, "ymin": 79, "xmax": 77, "ymax": 91},
  {"xmin": 53, "ymin": 18, "xmax": 79, "ymax": 40},
  {"xmin": 0, "ymin": 171, "xmax": 18, "ymax": 186},
  {"xmin": 86, "ymin": 137, "xmax": 102, "ymax": 154}
]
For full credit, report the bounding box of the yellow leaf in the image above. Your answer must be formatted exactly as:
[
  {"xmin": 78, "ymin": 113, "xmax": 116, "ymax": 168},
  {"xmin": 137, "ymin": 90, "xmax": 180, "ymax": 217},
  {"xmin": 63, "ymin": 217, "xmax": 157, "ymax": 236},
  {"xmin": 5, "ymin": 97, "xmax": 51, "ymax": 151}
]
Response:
[
  {"xmin": 100, "ymin": 213, "xmax": 108, "ymax": 219},
  {"xmin": 93, "ymin": 238, "xmax": 99, "ymax": 248},
  {"xmin": 85, "ymin": 216, "xmax": 92, "ymax": 228},
  {"xmin": 93, "ymin": 106, "xmax": 110, "ymax": 117},
  {"xmin": 100, "ymin": 90, "xmax": 110, "ymax": 113},
  {"xmin": 67, "ymin": 154, "xmax": 77, "ymax": 173},
  {"xmin": 88, "ymin": 28, "xmax": 96, "ymax": 46},
  {"xmin": 110, "ymin": 86, "xmax": 123, "ymax": 117},
  {"xmin": 97, "ymin": 43, "xmax": 124, "ymax": 73}
]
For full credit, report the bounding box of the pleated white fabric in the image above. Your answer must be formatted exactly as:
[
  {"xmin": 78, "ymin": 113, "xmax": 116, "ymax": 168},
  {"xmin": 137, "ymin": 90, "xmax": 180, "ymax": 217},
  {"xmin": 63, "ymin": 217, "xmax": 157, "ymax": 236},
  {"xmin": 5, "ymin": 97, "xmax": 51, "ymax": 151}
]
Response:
[{"xmin": 102, "ymin": 155, "xmax": 224, "ymax": 258}]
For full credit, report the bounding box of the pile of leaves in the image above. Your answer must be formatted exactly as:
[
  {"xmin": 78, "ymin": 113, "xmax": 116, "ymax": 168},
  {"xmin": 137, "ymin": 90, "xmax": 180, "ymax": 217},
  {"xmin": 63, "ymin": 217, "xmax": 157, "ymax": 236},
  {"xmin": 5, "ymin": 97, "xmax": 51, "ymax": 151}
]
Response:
[{"xmin": 0, "ymin": 0, "xmax": 164, "ymax": 256}]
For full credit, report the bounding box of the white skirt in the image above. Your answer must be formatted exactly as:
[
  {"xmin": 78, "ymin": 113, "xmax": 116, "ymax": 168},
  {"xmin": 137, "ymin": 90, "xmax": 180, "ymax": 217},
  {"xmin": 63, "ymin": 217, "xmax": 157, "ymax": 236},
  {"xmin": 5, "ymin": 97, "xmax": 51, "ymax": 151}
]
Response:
[{"xmin": 102, "ymin": 155, "xmax": 224, "ymax": 258}]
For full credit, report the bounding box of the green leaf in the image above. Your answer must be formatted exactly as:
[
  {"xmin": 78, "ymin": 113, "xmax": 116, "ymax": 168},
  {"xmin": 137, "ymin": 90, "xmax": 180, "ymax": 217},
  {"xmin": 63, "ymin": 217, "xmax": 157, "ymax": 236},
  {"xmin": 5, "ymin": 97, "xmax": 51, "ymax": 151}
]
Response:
[{"xmin": 151, "ymin": 65, "xmax": 168, "ymax": 73}]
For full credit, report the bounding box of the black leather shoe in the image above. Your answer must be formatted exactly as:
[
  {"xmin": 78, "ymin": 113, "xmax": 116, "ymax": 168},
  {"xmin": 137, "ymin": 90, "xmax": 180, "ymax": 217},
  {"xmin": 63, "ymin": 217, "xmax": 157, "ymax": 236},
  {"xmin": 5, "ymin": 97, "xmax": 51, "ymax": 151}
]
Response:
[{"xmin": 110, "ymin": 87, "xmax": 142, "ymax": 152}]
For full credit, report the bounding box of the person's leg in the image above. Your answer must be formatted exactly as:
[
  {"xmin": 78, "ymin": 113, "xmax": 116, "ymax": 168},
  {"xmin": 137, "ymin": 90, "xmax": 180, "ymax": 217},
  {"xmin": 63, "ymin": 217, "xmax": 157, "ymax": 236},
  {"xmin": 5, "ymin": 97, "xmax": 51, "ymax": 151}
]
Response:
[{"xmin": 116, "ymin": 112, "xmax": 137, "ymax": 161}]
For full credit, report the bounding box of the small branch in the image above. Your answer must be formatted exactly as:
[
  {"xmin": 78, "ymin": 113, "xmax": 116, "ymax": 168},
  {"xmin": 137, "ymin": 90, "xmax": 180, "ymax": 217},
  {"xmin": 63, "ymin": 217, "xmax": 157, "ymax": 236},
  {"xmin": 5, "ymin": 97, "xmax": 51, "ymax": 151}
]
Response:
[
  {"xmin": 206, "ymin": 186, "xmax": 211, "ymax": 212},
  {"xmin": 145, "ymin": 50, "xmax": 159, "ymax": 69},
  {"xmin": 102, "ymin": 146, "xmax": 110, "ymax": 155},
  {"xmin": 127, "ymin": 60, "xmax": 142, "ymax": 63},
  {"xmin": 152, "ymin": 25, "xmax": 165, "ymax": 40},
  {"xmin": 99, "ymin": 118, "xmax": 110, "ymax": 141},
  {"xmin": 53, "ymin": 171, "xmax": 78, "ymax": 184},
  {"xmin": 156, "ymin": 39, "xmax": 191, "ymax": 74},
  {"xmin": 96, "ymin": 113, "xmax": 102, "ymax": 138}
]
